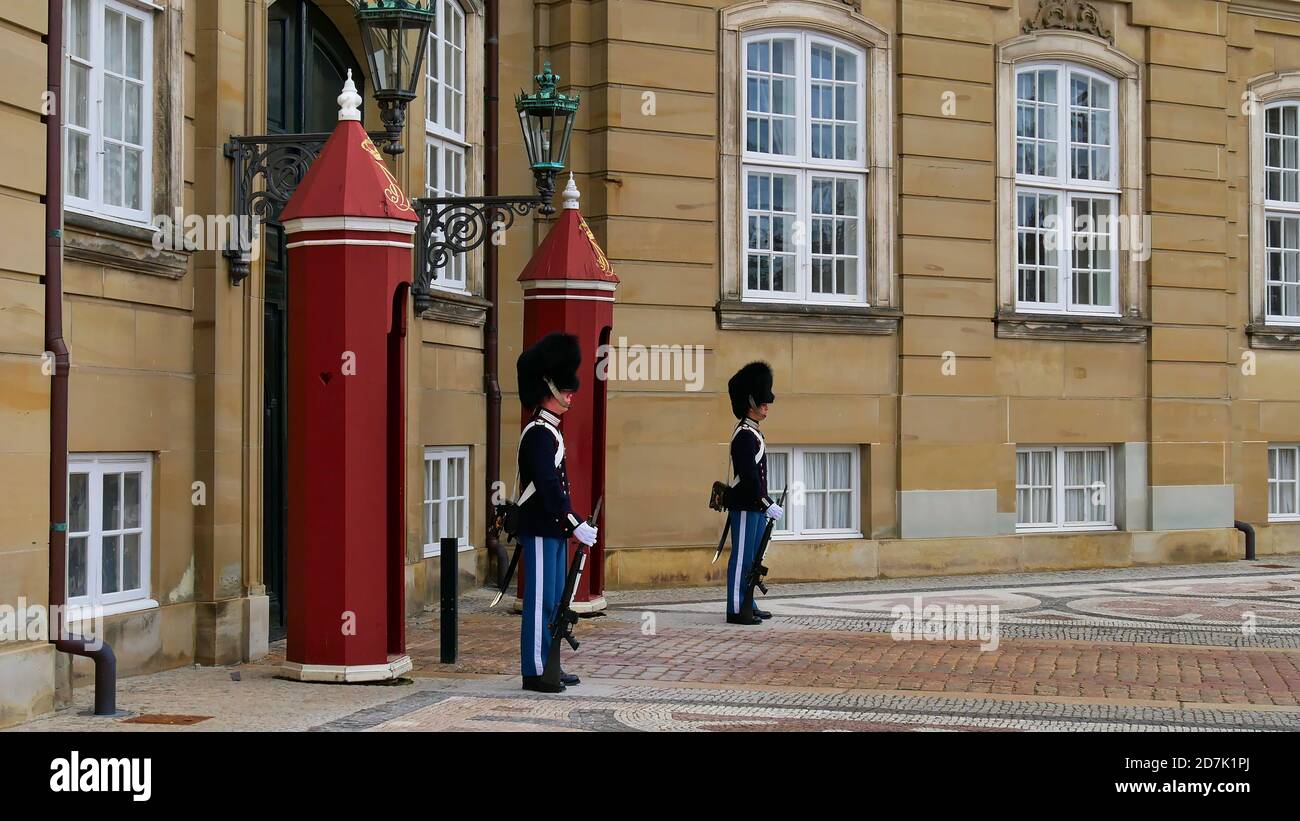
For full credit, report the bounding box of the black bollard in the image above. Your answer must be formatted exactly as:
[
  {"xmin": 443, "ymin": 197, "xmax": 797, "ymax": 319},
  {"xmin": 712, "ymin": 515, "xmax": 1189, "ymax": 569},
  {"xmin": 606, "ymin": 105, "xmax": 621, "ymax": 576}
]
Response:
[{"xmin": 440, "ymin": 536, "xmax": 458, "ymax": 663}]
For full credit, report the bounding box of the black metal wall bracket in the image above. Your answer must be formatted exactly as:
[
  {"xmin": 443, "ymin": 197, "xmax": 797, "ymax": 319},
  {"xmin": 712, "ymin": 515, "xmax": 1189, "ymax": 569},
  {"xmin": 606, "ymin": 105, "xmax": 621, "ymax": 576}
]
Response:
[
  {"xmin": 223, "ymin": 131, "xmax": 391, "ymax": 284},
  {"xmin": 412, "ymin": 194, "xmax": 549, "ymax": 313}
]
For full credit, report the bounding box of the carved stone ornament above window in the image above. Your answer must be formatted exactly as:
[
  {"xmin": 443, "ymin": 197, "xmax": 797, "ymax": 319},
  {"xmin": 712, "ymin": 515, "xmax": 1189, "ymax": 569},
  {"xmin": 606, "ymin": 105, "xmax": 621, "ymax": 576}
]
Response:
[
  {"xmin": 836, "ymin": 0, "xmax": 862, "ymax": 12},
  {"xmin": 1022, "ymin": 0, "xmax": 1114, "ymax": 45}
]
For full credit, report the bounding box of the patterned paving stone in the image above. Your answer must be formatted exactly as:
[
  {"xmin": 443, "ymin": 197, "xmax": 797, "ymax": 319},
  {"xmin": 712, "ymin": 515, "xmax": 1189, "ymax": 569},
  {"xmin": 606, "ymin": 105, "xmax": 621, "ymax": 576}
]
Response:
[
  {"xmin": 324, "ymin": 679, "xmax": 1300, "ymax": 732},
  {"xmin": 15, "ymin": 559, "xmax": 1300, "ymax": 732}
]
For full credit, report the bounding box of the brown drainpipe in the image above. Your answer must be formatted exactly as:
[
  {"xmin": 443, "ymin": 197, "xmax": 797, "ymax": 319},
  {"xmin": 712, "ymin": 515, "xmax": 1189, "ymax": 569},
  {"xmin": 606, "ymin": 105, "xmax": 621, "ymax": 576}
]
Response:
[
  {"xmin": 46, "ymin": 0, "xmax": 117, "ymax": 716},
  {"xmin": 484, "ymin": 0, "xmax": 507, "ymax": 584}
]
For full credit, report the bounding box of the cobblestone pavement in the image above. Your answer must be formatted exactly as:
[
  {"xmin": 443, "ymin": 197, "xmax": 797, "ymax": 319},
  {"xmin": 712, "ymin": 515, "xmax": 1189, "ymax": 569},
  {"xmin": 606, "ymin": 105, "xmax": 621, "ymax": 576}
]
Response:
[{"xmin": 12, "ymin": 558, "xmax": 1300, "ymax": 732}]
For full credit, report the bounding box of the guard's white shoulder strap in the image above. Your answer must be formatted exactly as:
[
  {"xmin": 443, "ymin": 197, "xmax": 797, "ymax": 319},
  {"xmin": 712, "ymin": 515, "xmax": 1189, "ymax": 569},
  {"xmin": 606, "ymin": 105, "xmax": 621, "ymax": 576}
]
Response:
[
  {"xmin": 517, "ymin": 419, "xmax": 565, "ymax": 505},
  {"xmin": 731, "ymin": 421, "xmax": 764, "ymax": 464}
]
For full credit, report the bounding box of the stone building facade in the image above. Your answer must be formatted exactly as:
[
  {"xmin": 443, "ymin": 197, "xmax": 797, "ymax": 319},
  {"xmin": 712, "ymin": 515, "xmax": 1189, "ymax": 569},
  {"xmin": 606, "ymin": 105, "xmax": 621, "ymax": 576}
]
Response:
[{"xmin": 4, "ymin": 0, "xmax": 1300, "ymax": 725}]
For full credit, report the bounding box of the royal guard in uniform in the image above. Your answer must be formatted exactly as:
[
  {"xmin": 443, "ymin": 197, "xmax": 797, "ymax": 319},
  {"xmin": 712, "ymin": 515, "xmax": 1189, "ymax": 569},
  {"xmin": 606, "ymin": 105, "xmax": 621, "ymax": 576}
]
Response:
[
  {"xmin": 515, "ymin": 332, "xmax": 599, "ymax": 693},
  {"xmin": 724, "ymin": 362, "xmax": 783, "ymax": 625}
]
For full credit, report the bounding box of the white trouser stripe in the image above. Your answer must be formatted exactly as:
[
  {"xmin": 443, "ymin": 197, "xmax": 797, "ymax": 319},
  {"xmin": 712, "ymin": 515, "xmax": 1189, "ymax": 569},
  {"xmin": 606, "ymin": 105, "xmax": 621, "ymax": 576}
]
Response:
[
  {"xmin": 732, "ymin": 511, "xmax": 747, "ymax": 612},
  {"xmin": 533, "ymin": 537, "xmax": 544, "ymax": 674}
]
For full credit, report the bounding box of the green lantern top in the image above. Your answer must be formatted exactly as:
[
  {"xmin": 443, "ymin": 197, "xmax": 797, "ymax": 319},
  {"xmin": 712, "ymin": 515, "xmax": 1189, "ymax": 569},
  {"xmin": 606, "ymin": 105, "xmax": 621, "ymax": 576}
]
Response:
[
  {"xmin": 515, "ymin": 63, "xmax": 581, "ymax": 118},
  {"xmin": 515, "ymin": 62, "xmax": 581, "ymax": 177},
  {"xmin": 353, "ymin": 0, "xmax": 435, "ymax": 16}
]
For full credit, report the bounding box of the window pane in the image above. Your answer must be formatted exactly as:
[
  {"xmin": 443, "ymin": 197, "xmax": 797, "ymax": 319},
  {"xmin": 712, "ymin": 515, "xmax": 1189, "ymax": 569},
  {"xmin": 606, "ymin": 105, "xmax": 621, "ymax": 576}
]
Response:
[
  {"xmin": 105, "ymin": 9, "xmax": 124, "ymax": 74},
  {"xmin": 70, "ymin": 473, "xmax": 89, "ymax": 532},
  {"xmin": 1267, "ymin": 216, "xmax": 1300, "ymax": 318},
  {"xmin": 1280, "ymin": 447, "xmax": 1298, "ymax": 481},
  {"xmin": 1064, "ymin": 451, "xmax": 1084, "ymax": 485},
  {"xmin": 126, "ymin": 16, "xmax": 144, "ymax": 80},
  {"xmin": 1017, "ymin": 190, "xmax": 1059, "ymax": 305},
  {"xmin": 1070, "ymin": 71, "xmax": 1112, "ymax": 183},
  {"xmin": 125, "ymin": 149, "xmax": 142, "ymax": 211},
  {"xmin": 69, "ymin": 0, "xmax": 90, "ymax": 58},
  {"xmin": 102, "ymin": 534, "xmax": 121, "ymax": 594},
  {"xmin": 124, "ymin": 471, "xmax": 141, "ymax": 528},
  {"xmin": 103, "ymin": 473, "xmax": 121, "ymax": 530},
  {"xmin": 104, "ymin": 144, "xmax": 123, "ymax": 207},
  {"xmin": 451, "ymin": 457, "xmax": 465, "ymax": 496},
  {"xmin": 1016, "ymin": 68, "xmax": 1057, "ymax": 178},
  {"xmin": 745, "ymin": 36, "xmax": 797, "ymax": 157},
  {"xmin": 125, "ymin": 82, "xmax": 143, "ymax": 145},
  {"xmin": 767, "ymin": 452, "xmax": 788, "ymax": 529},
  {"xmin": 1070, "ymin": 196, "xmax": 1114, "ymax": 309},
  {"xmin": 68, "ymin": 63, "xmax": 90, "ymax": 128},
  {"xmin": 104, "ymin": 76, "xmax": 124, "ymax": 141},
  {"xmin": 809, "ymin": 42, "xmax": 859, "ymax": 161},
  {"xmin": 69, "ymin": 536, "xmax": 88, "ymax": 598},
  {"xmin": 123, "ymin": 533, "xmax": 141, "ymax": 590},
  {"xmin": 744, "ymin": 170, "xmax": 797, "ymax": 294}
]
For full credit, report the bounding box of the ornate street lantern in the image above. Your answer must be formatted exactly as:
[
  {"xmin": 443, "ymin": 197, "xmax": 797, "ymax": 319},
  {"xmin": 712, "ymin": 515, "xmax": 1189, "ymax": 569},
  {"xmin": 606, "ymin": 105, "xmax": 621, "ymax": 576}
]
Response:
[
  {"xmin": 516, "ymin": 62, "xmax": 579, "ymax": 212},
  {"xmin": 354, "ymin": 0, "xmax": 435, "ymax": 155}
]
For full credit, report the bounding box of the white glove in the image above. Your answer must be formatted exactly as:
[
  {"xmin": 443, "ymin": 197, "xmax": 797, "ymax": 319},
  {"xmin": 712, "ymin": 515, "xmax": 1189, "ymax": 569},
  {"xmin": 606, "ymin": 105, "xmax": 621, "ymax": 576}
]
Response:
[
  {"xmin": 573, "ymin": 521, "xmax": 598, "ymax": 546},
  {"xmin": 765, "ymin": 503, "xmax": 784, "ymax": 520}
]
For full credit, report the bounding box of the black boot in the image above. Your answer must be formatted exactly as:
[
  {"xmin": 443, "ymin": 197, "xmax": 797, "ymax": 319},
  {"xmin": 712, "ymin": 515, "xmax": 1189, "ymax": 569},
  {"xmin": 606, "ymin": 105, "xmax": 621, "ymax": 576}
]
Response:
[
  {"xmin": 560, "ymin": 670, "xmax": 581, "ymax": 686},
  {"xmin": 523, "ymin": 675, "xmax": 566, "ymax": 693},
  {"xmin": 752, "ymin": 608, "xmax": 772, "ymax": 620},
  {"xmin": 727, "ymin": 613, "xmax": 763, "ymax": 625}
]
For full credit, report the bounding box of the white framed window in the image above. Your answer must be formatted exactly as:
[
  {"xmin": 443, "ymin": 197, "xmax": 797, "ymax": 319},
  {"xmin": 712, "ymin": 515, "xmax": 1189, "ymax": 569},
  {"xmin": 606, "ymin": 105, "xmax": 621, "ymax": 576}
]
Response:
[
  {"xmin": 1264, "ymin": 103, "xmax": 1300, "ymax": 324},
  {"xmin": 423, "ymin": 446, "xmax": 470, "ymax": 557},
  {"xmin": 426, "ymin": 0, "xmax": 465, "ymax": 142},
  {"xmin": 741, "ymin": 30, "xmax": 867, "ymax": 305},
  {"xmin": 1268, "ymin": 444, "xmax": 1300, "ymax": 522},
  {"xmin": 64, "ymin": 0, "xmax": 154, "ymax": 224},
  {"xmin": 1015, "ymin": 446, "xmax": 1115, "ymax": 532},
  {"xmin": 67, "ymin": 453, "xmax": 152, "ymax": 610},
  {"xmin": 424, "ymin": 0, "xmax": 468, "ymax": 292},
  {"xmin": 764, "ymin": 445, "xmax": 860, "ymax": 539},
  {"xmin": 1013, "ymin": 62, "xmax": 1119, "ymax": 316}
]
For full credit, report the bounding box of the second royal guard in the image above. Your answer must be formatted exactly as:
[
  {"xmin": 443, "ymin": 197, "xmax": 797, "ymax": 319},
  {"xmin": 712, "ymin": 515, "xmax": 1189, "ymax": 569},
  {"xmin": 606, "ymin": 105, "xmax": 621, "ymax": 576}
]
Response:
[{"xmin": 723, "ymin": 362, "xmax": 783, "ymax": 625}]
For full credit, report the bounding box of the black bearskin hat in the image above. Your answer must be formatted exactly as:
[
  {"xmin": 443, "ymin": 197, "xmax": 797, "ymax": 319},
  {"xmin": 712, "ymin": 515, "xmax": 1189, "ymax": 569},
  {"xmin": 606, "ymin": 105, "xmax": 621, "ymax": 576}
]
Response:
[
  {"xmin": 517, "ymin": 332, "xmax": 582, "ymax": 408},
  {"xmin": 728, "ymin": 361, "xmax": 775, "ymax": 420}
]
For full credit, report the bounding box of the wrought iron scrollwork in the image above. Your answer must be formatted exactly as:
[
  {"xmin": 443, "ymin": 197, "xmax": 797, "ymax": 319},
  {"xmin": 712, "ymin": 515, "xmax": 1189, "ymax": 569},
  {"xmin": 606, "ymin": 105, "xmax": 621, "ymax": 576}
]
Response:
[
  {"xmin": 226, "ymin": 132, "xmax": 551, "ymax": 297},
  {"xmin": 412, "ymin": 194, "xmax": 549, "ymax": 313},
  {"xmin": 223, "ymin": 131, "xmax": 391, "ymax": 284}
]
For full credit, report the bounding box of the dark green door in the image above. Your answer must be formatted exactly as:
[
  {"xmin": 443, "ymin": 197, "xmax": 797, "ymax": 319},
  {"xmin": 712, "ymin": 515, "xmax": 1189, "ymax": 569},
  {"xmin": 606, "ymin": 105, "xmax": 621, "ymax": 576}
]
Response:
[{"xmin": 264, "ymin": 0, "xmax": 364, "ymax": 640}]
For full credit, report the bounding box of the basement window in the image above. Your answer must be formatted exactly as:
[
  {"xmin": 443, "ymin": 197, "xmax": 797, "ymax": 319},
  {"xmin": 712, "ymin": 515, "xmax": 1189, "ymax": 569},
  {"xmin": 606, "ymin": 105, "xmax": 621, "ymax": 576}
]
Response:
[
  {"xmin": 1269, "ymin": 444, "xmax": 1300, "ymax": 522},
  {"xmin": 67, "ymin": 453, "xmax": 153, "ymax": 611},
  {"xmin": 423, "ymin": 446, "xmax": 472, "ymax": 557},
  {"xmin": 766, "ymin": 445, "xmax": 861, "ymax": 539},
  {"xmin": 1015, "ymin": 445, "xmax": 1115, "ymax": 533}
]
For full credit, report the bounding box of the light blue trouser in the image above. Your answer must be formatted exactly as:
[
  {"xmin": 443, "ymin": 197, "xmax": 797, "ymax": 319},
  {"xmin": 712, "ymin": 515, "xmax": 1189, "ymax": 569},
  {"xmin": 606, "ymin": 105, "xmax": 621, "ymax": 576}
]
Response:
[
  {"xmin": 726, "ymin": 509, "xmax": 765, "ymax": 617},
  {"xmin": 519, "ymin": 533, "xmax": 567, "ymax": 677}
]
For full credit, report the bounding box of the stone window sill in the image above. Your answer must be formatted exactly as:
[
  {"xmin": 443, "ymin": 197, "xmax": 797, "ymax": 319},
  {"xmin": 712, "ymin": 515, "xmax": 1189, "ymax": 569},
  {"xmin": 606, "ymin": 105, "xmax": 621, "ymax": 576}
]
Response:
[
  {"xmin": 995, "ymin": 310, "xmax": 1149, "ymax": 343},
  {"xmin": 418, "ymin": 288, "xmax": 491, "ymax": 327},
  {"xmin": 63, "ymin": 210, "xmax": 189, "ymax": 279},
  {"xmin": 1246, "ymin": 323, "xmax": 1300, "ymax": 350},
  {"xmin": 716, "ymin": 299, "xmax": 900, "ymax": 334}
]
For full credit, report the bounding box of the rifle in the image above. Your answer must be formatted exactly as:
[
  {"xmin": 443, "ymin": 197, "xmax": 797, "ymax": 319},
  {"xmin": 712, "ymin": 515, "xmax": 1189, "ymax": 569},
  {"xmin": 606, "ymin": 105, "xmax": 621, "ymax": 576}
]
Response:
[
  {"xmin": 539, "ymin": 497, "xmax": 602, "ymax": 688},
  {"xmin": 739, "ymin": 485, "xmax": 787, "ymax": 622}
]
